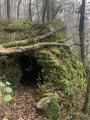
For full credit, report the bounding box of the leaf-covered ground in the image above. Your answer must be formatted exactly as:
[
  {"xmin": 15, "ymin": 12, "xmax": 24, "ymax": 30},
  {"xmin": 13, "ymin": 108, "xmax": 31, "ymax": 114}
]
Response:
[
  {"xmin": 0, "ymin": 83, "xmax": 47, "ymax": 120},
  {"xmin": 0, "ymin": 76, "xmax": 90, "ymax": 120}
]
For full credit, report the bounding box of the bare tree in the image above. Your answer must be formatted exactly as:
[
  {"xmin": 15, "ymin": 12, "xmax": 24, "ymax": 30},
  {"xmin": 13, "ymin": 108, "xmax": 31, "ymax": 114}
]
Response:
[
  {"xmin": 17, "ymin": 0, "xmax": 22, "ymax": 19},
  {"xmin": 42, "ymin": 0, "xmax": 50, "ymax": 23},
  {"xmin": 7, "ymin": 0, "xmax": 10, "ymax": 20},
  {"xmin": 29, "ymin": 0, "xmax": 32, "ymax": 21},
  {"xmin": 79, "ymin": 0, "xmax": 86, "ymax": 65},
  {"xmin": 47, "ymin": 0, "xmax": 50, "ymax": 22},
  {"xmin": 51, "ymin": 0, "xmax": 55, "ymax": 19}
]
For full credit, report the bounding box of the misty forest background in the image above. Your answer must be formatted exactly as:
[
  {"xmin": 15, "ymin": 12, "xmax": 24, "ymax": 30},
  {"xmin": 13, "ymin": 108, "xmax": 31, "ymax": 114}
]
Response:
[{"xmin": 0, "ymin": 0, "xmax": 90, "ymax": 64}]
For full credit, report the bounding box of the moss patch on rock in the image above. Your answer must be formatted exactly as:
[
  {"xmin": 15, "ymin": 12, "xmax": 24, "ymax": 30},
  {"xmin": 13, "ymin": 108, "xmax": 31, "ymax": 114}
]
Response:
[
  {"xmin": 44, "ymin": 100, "xmax": 60, "ymax": 120},
  {"xmin": 7, "ymin": 19, "xmax": 33, "ymax": 31},
  {"xmin": 42, "ymin": 93, "xmax": 60, "ymax": 102},
  {"xmin": 52, "ymin": 48, "xmax": 61, "ymax": 55},
  {"xmin": 37, "ymin": 97, "xmax": 60, "ymax": 120},
  {"xmin": 47, "ymin": 19, "xmax": 67, "ymax": 42},
  {"xmin": 1, "ymin": 19, "xmax": 67, "ymax": 45}
]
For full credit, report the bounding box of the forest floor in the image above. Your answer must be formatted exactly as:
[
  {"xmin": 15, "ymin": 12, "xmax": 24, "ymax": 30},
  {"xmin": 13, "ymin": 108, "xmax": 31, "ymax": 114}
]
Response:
[
  {"xmin": 9, "ymin": 85, "xmax": 85, "ymax": 120},
  {"xmin": 1, "ymin": 83, "xmax": 47, "ymax": 120},
  {"xmin": 0, "ymin": 77, "xmax": 89, "ymax": 120}
]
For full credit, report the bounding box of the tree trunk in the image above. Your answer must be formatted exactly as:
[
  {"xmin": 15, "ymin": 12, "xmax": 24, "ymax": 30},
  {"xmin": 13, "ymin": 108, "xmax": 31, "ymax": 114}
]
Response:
[
  {"xmin": 7, "ymin": 0, "xmax": 10, "ymax": 21},
  {"xmin": 51, "ymin": 0, "xmax": 55, "ymax": 19},
  {"xmin": 42, "ymin": 0, "xmax": 50, "ymax": 23},
  {"xmin": 79, "ymin": 0, "xmax": 90, "ymax": 114},
  {"xmin": 36, "ymin": 0, "xmax": 39, "ymax": 22},
  {"xmin": 42, "ymin": 0, "xmax": 47, "ymax": 23},
  {"xmin": 17, "ymin": 0, "xmax": 22, "ymax": 19},
  {"xmin": 29, "ymin": 0, "xmax": 32, "ymax": 21},
  {"xmin": 79, "ymin": 0, "xmax": 85, "ymax": 65},
  {"xmin": 82, "ymin": 67, "xmax": 90, "ymax": 113},
  {"xmin": 47, "ymin": 0, "xmax": 50, "ymax": 22},
  {"xmin": 0, "ymin": 42, "xmax": 68, "ymax": 56}
]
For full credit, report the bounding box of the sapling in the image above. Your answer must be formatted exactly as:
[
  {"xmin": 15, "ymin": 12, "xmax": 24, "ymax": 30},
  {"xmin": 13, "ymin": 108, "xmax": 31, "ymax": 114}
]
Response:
[{"xmin": 0, "ymin": 81, "xmax": 13, "ymax": 120}]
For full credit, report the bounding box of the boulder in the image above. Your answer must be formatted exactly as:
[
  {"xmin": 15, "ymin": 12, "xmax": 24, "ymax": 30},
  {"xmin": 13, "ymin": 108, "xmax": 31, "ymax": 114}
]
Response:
[
  {"xmin": 37, "ymin": 97, "xmax": 51, "ymax": 110},
  {"xmin": 37, "ymin": 97, "xmax": 60, "ymax": 120}
]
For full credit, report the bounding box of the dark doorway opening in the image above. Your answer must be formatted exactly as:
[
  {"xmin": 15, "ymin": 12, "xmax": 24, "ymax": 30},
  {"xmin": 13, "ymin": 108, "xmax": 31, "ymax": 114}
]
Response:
[{"xmin": 19, "ymin": 55, "xmax": 43, "ymax": 86}]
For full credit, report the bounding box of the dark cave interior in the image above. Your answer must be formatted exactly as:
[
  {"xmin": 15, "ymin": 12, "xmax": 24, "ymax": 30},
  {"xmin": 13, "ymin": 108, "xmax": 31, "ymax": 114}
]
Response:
[{"xmin": 19, "ymin": 55, "xmax": 43, "ymax": 86}]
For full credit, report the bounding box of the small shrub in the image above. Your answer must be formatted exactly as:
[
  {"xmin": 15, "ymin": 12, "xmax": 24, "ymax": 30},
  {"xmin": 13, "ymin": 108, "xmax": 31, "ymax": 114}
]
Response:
[{"xmin": 0, "ymin": 81, "xmax": 13, "ymax": 120}]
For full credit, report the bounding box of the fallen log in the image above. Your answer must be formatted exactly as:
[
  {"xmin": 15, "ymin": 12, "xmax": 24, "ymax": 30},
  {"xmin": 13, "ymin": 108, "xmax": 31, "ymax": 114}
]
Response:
[
  {"xmin": 0, "ymin": 42, "xmax": 69, "ymax": 56},
  {"xmin": 3, "ymin": 27, "xmax": 66, "ymax": 48}
]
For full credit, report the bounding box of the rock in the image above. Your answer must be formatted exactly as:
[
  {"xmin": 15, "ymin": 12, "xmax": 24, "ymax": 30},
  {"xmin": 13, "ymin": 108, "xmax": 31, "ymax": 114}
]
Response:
[
  {"xmin": 37, "ymin": 97, "xmax": 60, "ymax": 120},
  {"xmin": 42, "ymin": 92, "xmax": 60, "ymax": 101},
  {"xmin": 45, "ymin": 100, "xmax": 60, "ymax": 120},
  {"xmin": 37, "ymin": 97, "xmax": 51, "ymax": 110}
]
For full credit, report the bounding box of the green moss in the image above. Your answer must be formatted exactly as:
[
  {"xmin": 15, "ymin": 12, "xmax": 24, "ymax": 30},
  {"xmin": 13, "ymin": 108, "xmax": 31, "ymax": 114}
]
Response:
[
  {"xmin": 64, "ymin": 73, "xmax": 71, "ymax": 80},
  {"xmin": 36, "ymin": 50, "xmax": 54, "ymax": 60},
  {"xmin": 68, "ymin": 48, "xmax": 73, "ymax": 54},
  {"xmin": 56, "ymin": 29, "xmax": 67, "ymax": 39},
  {"xmin": 7, "ymin": 19, "xmax": 33, "ymax": 31},
  {"xmin": 77, "ymin": 78, "xmax": 86, "ymax": 91},
  {"xmin": 45, "ymin": 100, "xmax": 60, "ymax": 120},
  {"xmin": 55, "ymin": 67, "xmax": 68, "ymax": 80},
  {"xmin": 43, "ymin": 93, "xmax": 54, "ymax": 97},
  {"xmin": 4, "ymin": 40, "xmax": 30, "ymax": 48},
  {"xmin": 60, "ymin": 66, "xmax": 67, "ymax": 72},
  {"xmin": 33, "ymin": 43, "xmax": 40, "ymax": 49},
  {"xmin": 32, "ymin": 22, "xmax": 42, "ymax": 28},
  {"xmin": 52, "ymin": 48, "xmax": 61, "ymax": 55},
  {"xmin": 47, "ymin": 19, "xmax": 64, "ymax": 30},
  {"xmin": 19, "ymin": 47, "xmax": 24, "ymax": 50},
  {"xmin": 58, "ymin": 38, "xmax": 70, "ymax": 43},
  {"xmin": 73, "ymin": 60, "xmax": 83, "ymax": 69},
  {"xmin": 42, "ymin": 93, "xmax": 60, "ymax": 102},
  {"xmin": 64, "ymin": 59, "xmax": 76, "ymax": 74},
  {"xmin": 38, "ymin": 59, "xmax": 60, "ymax": 68},
  {"xmin": 51, "ymin": 78, "xmax": 69, "ymax": 92},
  {"xmin": 47, "ymin": 19, "xmax": 67, "ymax": 42},
  {"xmin": 0, "ymin": 31, "xmax": 5, "ymax": 39},
  {"xmin": 60, "ymin": 47, "xmax": 65, "ymax": 52}
]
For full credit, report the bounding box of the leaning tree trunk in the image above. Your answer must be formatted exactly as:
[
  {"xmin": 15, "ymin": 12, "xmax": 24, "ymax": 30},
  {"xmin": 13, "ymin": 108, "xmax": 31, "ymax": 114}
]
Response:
[
  {"xmin": 7, "ymin": 0, "xmax": 10, "ymax": 21},
  {"xmin": 17, "ymin": 0, "xmax": 22, "ymax": 19},
  {"xmin": 79, "ymin": 0, "xmax": 85, "ymax": 65}
]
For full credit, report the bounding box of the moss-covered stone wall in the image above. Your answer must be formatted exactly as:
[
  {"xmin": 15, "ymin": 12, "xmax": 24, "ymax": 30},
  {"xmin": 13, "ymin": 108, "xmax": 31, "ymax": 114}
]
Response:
[
  {"xmin": 0, "ymin": 19, "xmax": 86, "ymax": 92},
  {"xmin": 0, "ymin": 45, "xmax": 86, "ymax": 93},
  {"xmin": 0, "ymin": 19, "xmax": 87, "ymax": 119}
]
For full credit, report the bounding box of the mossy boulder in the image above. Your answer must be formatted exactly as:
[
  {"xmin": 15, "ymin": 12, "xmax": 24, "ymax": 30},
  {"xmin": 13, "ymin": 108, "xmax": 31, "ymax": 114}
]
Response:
[
  {"xmin": 0, "ymin": 45, "xmax": 86, "ymax": 94},
  {"xmin": 0, "ymin": 19, "xmax": 68, "ymax": 45},
  {"xmin": 37, "ymin": 97, "xmax": 60, "ymax": 120},
  {"xmin": 47, "ymin": 19, "xmax": 67, "ymax": 42},
  {"xmin": 45, "ymin": 100, "xmax": 60, "ymax": 120},
  {"xmin": 7, "ymin": 19, "xmax": 33, "ymax": 31},
  {"xmin": 42, "ymin": 93, "xmax": 60, "ymax": 102}
]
